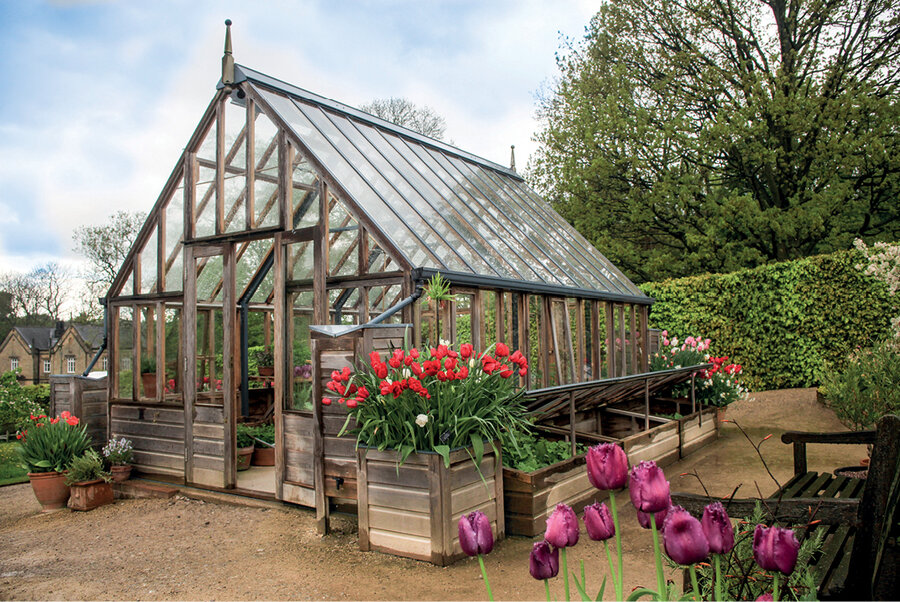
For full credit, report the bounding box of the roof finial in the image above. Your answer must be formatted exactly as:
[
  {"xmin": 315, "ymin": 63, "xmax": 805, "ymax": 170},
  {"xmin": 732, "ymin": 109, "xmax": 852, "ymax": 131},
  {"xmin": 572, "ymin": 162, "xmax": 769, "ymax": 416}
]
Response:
[
  {"xmin": 510, "ymin": 144, "xmax": 516, "ymax": 172},
  {"xmin": 222, "ymin": 19, "xmax": 235, "ymax": 86}
]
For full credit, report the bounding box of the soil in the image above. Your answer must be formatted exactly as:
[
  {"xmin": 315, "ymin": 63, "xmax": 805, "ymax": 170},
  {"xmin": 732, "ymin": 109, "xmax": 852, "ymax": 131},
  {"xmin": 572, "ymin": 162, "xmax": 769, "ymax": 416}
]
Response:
[{"xmin": 0, "ymin": 388, "xmax": 868, "ymax": 601}]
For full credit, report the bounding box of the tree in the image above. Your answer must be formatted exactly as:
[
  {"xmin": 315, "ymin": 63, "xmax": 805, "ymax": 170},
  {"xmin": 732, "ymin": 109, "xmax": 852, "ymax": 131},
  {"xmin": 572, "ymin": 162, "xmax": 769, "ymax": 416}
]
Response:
[
  {"xmin": 72, "ymin": 210, "xmax": 146, "ymax": 306},
  {"xmin": 359, "ymin": 97, "xmax": 448, "ymax": 141},
  {"xmin": 0, "ymin": 263, "xmax": 68, "ymax": 325},
  {"xmin": 529, "ymin": 0, "xmax": 900, "ymax": 283}
]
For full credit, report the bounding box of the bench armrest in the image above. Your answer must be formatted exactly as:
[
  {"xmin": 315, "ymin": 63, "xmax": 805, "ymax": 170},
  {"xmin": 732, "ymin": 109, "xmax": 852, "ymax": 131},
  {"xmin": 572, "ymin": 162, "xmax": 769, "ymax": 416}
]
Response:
[
  {"xmin": 781, "ymin": 428, "xmax": 876, "ymax": 475},
  {"xmin": 670, "ymin": 492, "xmax": 859, "ymax": 524}
]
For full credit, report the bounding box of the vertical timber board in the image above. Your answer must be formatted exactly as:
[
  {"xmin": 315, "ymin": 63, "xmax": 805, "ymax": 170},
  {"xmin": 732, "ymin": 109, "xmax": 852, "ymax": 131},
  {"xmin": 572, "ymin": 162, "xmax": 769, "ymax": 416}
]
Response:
[
  {"xmin": 448, "ymin": 296, "xmax": 458, "ymax": 346},
  {"xmin": 156, "ymin": 301, "xmax": 165, "ymax": 403},
  {"xmin": 495, "ymin": 291, "xmax": 505, "ymax": 343},
  {"xmin": 575, "ymin": 299, "xmax": 585, "ymax": 383},
  {"xmin": 562, "ymin": 300, "xmax": 576, "ymax": 383},
  {"xmin": 590, "ymin": 301, "xmax": 600, "ymax": 380},
  {"xmin": 640, "ymin": 305, "xmax": 650, "ymax": 371},
  {"xmin": 311, "ymin": 334, "xmax": 328, "ymax": 534},
  {"xmin": 429, "ymin": 453, "xmax": 445, "ymax": 564},
  {"xmin": 279, "ymin": 133, "xmax": 293, "ymax": 230},
  {"xmin": 629, "ymin": 305, "xmax": 638, "ymax": 376},
  {"xmin": 493, "ymin": 440, "xmax": 505, "ymax": 541},
  {"xmin": 472, "ymin": 288, "xmax": 484, "ymax": 352},
  {"xmin": 222, "ymin": 243, "xmax": 236, "ymax": 488},
  {"xmin": 617, "ymin": 304, "xmax": 626, "ymax": 377},
  {"xmin": 184, "ymin": 152, "xmax": 196, "ymax": 241},
  {"xmin": 313, "ymin": 181, "xmax": 329, "ymax": 326},
  {"xmin": 273, "ymin": 233, "xmax": 286, "ymax": 500},
  {"xmin": 215, "ymin": 99, "xmax": 225, "ymax": 235},
  {"xmin": 605, "ymin": 304, "xmax": 615, "ymax": 379},
  {"xmin": 157, "ymin": 211, "xmax": 166, "ymax": 294},
  {"xmin": 357, "ymin": 447, "xmax": 370, "ymax": 551},
  {"xmin": 540, "ymin": 296, "xmax": 551, "ymax": 389},
  {"xmin": 245, "ymin": 97, "xmax": 256, "ymax": 229},
  {"xmin": 517, "ymin": 293, "xmax": 528, "ymax": 389},
  {"xmin": 549, "ymin": 300, "xmax": 564, "ymax": 385},
  {"xmin": 183, "ymin": 245, "xmax": 197, "ymax": 484},
  {"xmin": 133, "ymin": 304, "xmax": 140, "ymax": 401}
]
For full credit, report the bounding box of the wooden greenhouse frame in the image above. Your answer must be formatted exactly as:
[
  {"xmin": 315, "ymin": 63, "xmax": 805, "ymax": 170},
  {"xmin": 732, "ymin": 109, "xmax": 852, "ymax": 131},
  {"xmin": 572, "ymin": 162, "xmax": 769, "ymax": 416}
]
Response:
[{"xmin": 102, "ymin": 28, "xmax": 717, "ymax": 545}]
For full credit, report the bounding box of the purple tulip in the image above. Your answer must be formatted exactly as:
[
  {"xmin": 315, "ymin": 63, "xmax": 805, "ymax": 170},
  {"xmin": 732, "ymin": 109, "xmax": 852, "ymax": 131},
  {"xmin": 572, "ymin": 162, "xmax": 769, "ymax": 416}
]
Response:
[
  {"xmin": 545, "ymin": 503, "xmax": 580, "ymax": 548},
  {"xmin": 583, "ymin": 502, "xmax": 615, "ymax": 541},
  {"xmin": 586, "ymin": 443, "xmax": 628, "ymax": 490},
  {"xmin": 701, "ymin": 502, "xmax": 734, "ymax": 554},
  {"xmin": 637, "ymin": 506, "xmax": 669, "ymax": 530},
  {"xmin": 458, "ymin": 511, "xmax": 493, "ymax": 557},
  {"xmin": 629, "ymin": 461, "xmax": 671, "ymax": 514},
  {"xmin": 662, "ymin": 506, "xmax": 710, "ymax": 565},
  {"xmin": 529, "ymin": 540, "xmax": 560, "ymax": 580},
  {"xmin": 753, "ymin": 525, "xmax": 800, "ymax": 575}
]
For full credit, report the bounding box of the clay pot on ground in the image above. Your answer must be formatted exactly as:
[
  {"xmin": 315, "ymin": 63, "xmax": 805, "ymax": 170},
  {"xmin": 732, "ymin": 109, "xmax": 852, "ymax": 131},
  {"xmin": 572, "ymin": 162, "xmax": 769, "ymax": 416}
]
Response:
[
  {"xmin": 257, "ymin": 366, "xmax": 275, "ymax": 377},
  {"xmin": 28, "ymin": 471, "xmax": 70, "ymax": 512},
  {"xmin": 251, "ymin": 445, "xmax": 275, "ymax": 466},
  {"xmin": 237, "ymin": 446, "xmax": 254, "ymax": 471},
  {"xmin": 68, "ymin": 479, "xmax": 114, "ymax": 511},
  {"xmin": 110, "ymin": 465, "xmax": 133, "ymax": 482}
]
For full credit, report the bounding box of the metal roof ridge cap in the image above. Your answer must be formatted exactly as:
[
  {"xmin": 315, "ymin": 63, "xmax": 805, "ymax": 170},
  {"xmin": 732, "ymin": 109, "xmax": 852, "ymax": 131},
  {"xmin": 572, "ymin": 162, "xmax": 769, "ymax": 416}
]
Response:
[{"xmin": 236, "ymin": 64, "xmax": 522, "ymax": 180}]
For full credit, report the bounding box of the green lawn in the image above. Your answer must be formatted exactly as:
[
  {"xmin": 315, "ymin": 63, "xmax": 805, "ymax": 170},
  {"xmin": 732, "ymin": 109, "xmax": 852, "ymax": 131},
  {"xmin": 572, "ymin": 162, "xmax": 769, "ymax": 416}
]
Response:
[{"xmin": 0, "ymin": 441, "xmax": 28, "ymax": 486}]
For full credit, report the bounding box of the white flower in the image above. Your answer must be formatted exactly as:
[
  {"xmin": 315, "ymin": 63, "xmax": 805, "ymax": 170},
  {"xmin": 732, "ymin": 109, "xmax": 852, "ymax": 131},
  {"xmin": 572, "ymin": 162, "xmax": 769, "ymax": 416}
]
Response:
[
  {"xmin": 415, "ymin": 414, "xmax": 429, "ymax": 427},
  {"xmin": 402, "ymin": 368, "xmax": 411, "ymax": 379}
]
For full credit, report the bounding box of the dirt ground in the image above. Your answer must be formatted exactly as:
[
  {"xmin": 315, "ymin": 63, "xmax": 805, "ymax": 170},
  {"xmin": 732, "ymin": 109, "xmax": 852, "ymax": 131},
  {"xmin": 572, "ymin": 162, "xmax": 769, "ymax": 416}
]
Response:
[{"xmin": 0, "ymin": 388, "xmax": 868, "ymax": 601}]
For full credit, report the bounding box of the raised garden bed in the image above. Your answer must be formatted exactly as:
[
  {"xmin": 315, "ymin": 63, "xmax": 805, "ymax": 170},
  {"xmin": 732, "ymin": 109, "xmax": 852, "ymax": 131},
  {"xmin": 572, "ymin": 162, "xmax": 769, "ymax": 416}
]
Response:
[{"xmin": 357, "ymin": 444, "xmax": 504, "ymax": 566}]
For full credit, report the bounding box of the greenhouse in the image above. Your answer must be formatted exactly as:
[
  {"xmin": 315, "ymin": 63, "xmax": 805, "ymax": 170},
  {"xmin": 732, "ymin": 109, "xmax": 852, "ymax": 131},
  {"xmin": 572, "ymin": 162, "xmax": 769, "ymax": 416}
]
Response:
[{"xmin": 103, "ymin": 26, "xmax": 678, "ymax": 526}]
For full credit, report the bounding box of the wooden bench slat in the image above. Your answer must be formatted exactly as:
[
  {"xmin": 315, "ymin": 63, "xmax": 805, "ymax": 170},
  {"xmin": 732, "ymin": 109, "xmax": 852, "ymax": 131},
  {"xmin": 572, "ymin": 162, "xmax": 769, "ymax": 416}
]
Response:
[
  {"xmin": 820, "ymin": 474, "xmax": 850, "ymax": 498},
  {"xmin": 815, "ymin": 524, "xmax": 852, "ymax": 590},
  {"xmin": 781, "ymin": 472, "xmax": 820, "ymax": 498},
  {"xmin": 801, "ymin": 472, "xmax": 836, "ymax": 497}
]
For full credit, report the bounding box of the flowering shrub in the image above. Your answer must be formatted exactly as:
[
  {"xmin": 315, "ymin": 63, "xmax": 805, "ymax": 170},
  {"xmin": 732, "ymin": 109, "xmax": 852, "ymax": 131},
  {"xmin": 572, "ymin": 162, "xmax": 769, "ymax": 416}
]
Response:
[
  {"xmin": 327, "ymin": 342, "xmax": 531, "ymax": 466},
  {"xmin": 855, "ymin": 238, "xmax": 900, "ymax": 339},
  {"xmin": 102, "ymin": 437, "xmax": 134, "ymax": 466},
  {"xmin": 0, "ymin": 371, "xmax": 49, "ymax": 432},
  {"xmin": 16, "ymin": 411, "xmax": 91, "ymax": 473},
  {"xmin": 650, "ymin": 332, "xmax": 747, "ymax": 407}
]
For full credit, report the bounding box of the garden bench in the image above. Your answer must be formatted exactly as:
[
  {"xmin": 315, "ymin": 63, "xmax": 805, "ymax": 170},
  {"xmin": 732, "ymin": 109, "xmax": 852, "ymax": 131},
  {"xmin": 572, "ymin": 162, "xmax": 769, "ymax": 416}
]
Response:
[{"xmin": 672, "ymin": 414, "xmax": 899, "ymax": 600}]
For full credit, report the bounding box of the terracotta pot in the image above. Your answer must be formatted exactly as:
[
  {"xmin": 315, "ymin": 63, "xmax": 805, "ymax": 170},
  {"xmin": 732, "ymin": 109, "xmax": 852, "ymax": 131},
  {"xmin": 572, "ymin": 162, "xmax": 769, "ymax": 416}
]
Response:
[
  {"xmin": 68, "ymin": 479, "xmax": 114, "ymax": 511},
  {"xmin": 716, "ymin": 406, "xmax": 727, "ymax": 425},
  {"xmin": 28, "ymin": 471, "xmax": 70, "ymax": 512},
  {"xmin": 110, "ymin": 464, "xmax": 133, "ymax": 482},
  {"xmin": 237, "ymin": 446, "xmax": 254, "ymax": 471},
  {"xmin": 141, "ymin": 372, "xmax": 157, "ymax": 397},
  {"xmin": 252, "ymin": 445, "xmax": 275, "ymax": 466},
  {"xmin": 258, "ymin": 366, "xmax": 275, "ymax": 377}
]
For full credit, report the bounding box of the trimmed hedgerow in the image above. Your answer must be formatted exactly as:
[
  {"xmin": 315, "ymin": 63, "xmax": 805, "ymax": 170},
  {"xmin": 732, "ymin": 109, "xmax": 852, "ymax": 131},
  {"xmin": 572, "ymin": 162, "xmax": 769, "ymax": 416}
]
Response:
[{"xmin": 640, "ymin": 250, "xmax": 897, "ymax": 391}]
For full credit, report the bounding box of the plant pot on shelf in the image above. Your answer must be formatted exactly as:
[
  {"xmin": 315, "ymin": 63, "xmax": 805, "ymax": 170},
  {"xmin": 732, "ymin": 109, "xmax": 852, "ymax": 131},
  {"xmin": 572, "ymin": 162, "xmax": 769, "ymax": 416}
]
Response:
[
  {"xmin": 141, "ymin": 372, "xmax": 157, "ymax": 397},
  {"xmin": 110, "ymin": 464, "xmax": 133, "ymax": 482},
  {"xmin": 28, "ymin": 471, "xmax": 70, "ymax": 512},
  {"xmin": 357, "ymin": 443, "xmax": 505, "ymax": 566},
  {"xmin": 251, "ymin": 445, "xmax": 275, "ymax": 466},
  {"xmin": 68, "ymin": 479, "xmax": 114, "ymax": 511},
  {"xmin": 258, "ymin": 366, "xmax": 275, "ymax": 377},
  {"xmin": 237, "ymin": 446, "xmax": 254, "ymax": 471}
]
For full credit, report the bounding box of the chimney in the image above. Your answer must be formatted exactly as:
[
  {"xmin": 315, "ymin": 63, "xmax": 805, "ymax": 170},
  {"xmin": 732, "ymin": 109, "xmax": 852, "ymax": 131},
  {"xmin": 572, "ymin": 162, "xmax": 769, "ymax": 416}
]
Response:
[{"xmin": 54, "ymin": 321, "xmax": 65, "ymax": 340}]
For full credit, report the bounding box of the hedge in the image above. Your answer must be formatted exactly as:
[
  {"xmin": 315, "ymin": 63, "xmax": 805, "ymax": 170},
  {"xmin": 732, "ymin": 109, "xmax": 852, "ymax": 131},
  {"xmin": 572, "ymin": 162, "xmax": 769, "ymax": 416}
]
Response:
[{"xmin": 640, "ymin": 250, "xmax": 897, "ymax": 391}]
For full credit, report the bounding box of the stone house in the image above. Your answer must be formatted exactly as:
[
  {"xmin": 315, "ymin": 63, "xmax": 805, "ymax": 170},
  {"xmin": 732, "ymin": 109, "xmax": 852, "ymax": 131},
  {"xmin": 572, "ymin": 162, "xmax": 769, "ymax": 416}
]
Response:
[{"xmin": 0, "ymin": 322, "xmax": 107, "ymax": 385}]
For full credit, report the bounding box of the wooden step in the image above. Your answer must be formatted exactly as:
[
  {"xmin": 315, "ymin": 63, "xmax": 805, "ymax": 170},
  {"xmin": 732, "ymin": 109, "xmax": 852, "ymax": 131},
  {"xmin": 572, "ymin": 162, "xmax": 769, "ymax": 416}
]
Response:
[{"xmin": 113, "ymin": 480, "xmax": 179, "ymax": 500}]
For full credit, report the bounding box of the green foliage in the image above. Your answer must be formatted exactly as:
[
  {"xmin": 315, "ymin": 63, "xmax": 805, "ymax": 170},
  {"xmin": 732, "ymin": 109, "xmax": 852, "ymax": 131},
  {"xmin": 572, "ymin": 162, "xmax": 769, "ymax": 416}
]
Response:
[
  {"xmin": 236, "ymin": 423, "xmax": 256, "ymax": 449},
  {"xmin": 244, "ymin": 423, "xmax": 275, "ymax": 445},
  {"xmin": 64, "ymin": 450, "xmax": 110, "ymax": 485},
  {"xmin": 818, "ymin": 340, "xmax": 900, "ymax": 430},
  {"xmin": 0, "ymin": 371, "xmax": 50, "ymax": 432},
  {"xmin": 248, "ymin": 346, "xmax": 274, "ymax": 370},
  {"xmin": 0, "ymin": 441, "xmax": 28, "ymax": 485},
  {"xmin": 692, "ymin": 503, "xmax": 822, "ymax": 601},
  {"xmin": 641, "ymin": 250, "xmax": 898, "ymax": 390},
  {"xmin": 101, "ymin": 437, "xmax": 134, "ymax": 466},
  {"xmin": 17, "ymin": 413, "xmax": 92, "ymax": 473},
  {"xmin": 500, "ymin": 429, "xmax": 586, "ymax": 473},
  {"xmin": 529, "ymin": 1, "xmax": 900, "ymax": 283},
  {"xmin": 140, "ymin": 356, "xmax": 156, "ymax": 374}
]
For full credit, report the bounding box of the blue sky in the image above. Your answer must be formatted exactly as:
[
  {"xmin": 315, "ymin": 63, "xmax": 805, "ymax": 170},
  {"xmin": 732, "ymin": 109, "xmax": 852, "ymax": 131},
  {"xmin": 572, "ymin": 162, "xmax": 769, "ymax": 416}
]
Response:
[{"xmin": 0, "ymin": 0, "xmax": 596, "ymax": 308}]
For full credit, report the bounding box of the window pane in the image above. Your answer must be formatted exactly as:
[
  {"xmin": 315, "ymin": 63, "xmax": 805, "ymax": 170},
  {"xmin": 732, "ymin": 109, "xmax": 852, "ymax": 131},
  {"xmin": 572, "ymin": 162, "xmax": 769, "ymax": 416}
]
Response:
[
  {"xmin": 139, "ymin": 228, "xmax": 158, "ymax": 295},
  {"xmin": 138, "ymin": 306, "xmax": 157, "ymax": 400},
  {"xmin": 253, "ymin": 110, "xmax": 280, "ymax": 229},
  {"xmin": 164, "ymin": 181, "xmax": 184, "ymax": 292},
  {"xmin": 164, "ymin": 307, "xmax": 181, "ymax": 397},
  {"xmin": 116, "ymin": 306, "xmax": 134, "ymax": 399}
]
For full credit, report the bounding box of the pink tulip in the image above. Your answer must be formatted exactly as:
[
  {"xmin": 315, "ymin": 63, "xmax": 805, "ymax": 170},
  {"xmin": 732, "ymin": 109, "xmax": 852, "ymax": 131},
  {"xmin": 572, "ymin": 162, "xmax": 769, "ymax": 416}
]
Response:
[
  {"xmin": 583, "ymin": 502, "xmax": 615, "ymax": 541},
  {"xmin": 529, "ymin": 540, "xmax": 559, "ymax": 580},
  {"xmin": 458, "ymin": 511, "xmax": 493, "ymax": 556},
  {"xmin": 662, "ymin": 506, "xmax": 710, "ymax": 565},
  {"xmin": 701, "ymin": 502, "xmax": 734, "ymax": 554},
  {"xmin": 753, "ymin": 525, "xmax": 799, "ymax": 575},
  {"xmin": 586, "ymin": 443, "xmax": 628, "ymax": 490},
  {"xmin": 545, "ymin": 503, "xmax": 579, "ymax": 548},
  {"xmin": 629, "ymin": 461, "xmax": 671, "ymax": 513}
]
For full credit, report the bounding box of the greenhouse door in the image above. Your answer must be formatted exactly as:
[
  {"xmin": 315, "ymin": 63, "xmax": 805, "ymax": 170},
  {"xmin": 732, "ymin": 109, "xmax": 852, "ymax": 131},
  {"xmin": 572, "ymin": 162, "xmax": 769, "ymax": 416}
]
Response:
[{"xmin": 183, "ymin": 242, "xmax": 237, "ymax": 489}]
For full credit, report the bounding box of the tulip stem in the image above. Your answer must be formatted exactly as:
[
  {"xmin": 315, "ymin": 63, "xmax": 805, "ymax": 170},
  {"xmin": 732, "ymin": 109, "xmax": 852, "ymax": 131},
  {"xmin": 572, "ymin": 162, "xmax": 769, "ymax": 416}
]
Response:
[
  {"xmin": 608, "ymin": 490, "xmax": 625, "ymax": 601},
  {"xmin": 650, "ymin": 514, "xmax": 668, "ymax": 602},
  {"xmin": 477, "ymin": 554, "xmax": 493, "ymax": 601},
  {"xmin": 689, "ymin": 565, "xmax": 700, "ymax": 601},
  {"xmin": 561, "ymin": 547, "xmax": 571, "ymax": 601},
  {"xmin": 544, "ymin": 578, "xmax": 551, "ymax": 602},
  {"xmin": 772, "ymin": 573, "xmax": 779, "ymax": 602},
  {"xmin": 714, "ymin": 554, "xmax": 723, "ymax": 602},
  {"xmin": 603, "ymin": 540, "xmax": 618, "ymax": 599}
]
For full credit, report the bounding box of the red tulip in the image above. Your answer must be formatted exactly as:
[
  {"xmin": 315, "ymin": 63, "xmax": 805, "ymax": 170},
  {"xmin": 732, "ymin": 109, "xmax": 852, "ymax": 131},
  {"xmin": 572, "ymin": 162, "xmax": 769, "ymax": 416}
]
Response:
[
  {"xmin": 637, "ymin": 506, "xmax": 669, "ymax": 530},
  {"xmin": 458, "ymin": 511, "xmax": 493, "ymax": 556},
  {"xmin": 701, "ymin": 502, "xmax": 734, "ymax": 554},
  {"xmin": 583, "ymin": 502, "xmax": 615, "ymax": 541},
  {"xmin": 545, "ymin": 503, "xmax": 579, "ymax": 548},
  {"xmin": 495, "ymin": 342, "xmax": 510, "ymax": 357},
  {"xmin": 529, "ymin": 540, "xmax": 559, "ymax": 580},
  {"xmin": 662, "ymin": 506, "xmax": 710, "ymax": 565},
  {"xmin": 753, "ymin": 525, "xmax": 799, "ymax": 575},
  {"xmin": 629, "ymin": 461, "xmax": 671, "ymax": 513},
  {"xmin": 586, "ymin": 443, "xmax": 628, "ymax": 490}
]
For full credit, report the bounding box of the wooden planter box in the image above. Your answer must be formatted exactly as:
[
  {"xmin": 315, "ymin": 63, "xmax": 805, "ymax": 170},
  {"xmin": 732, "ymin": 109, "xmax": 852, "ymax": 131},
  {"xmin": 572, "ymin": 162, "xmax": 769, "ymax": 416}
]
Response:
[
  {"xmin": 68, "ymin": 479, "xmax": 114, "ymax": 511},
  {"xmin": 504, "ymin": 454, "xmax": 600, "ymax": 537},
  {"xmin": 357, "ymin": 444, "xmax": 505, "ymax": 566}
]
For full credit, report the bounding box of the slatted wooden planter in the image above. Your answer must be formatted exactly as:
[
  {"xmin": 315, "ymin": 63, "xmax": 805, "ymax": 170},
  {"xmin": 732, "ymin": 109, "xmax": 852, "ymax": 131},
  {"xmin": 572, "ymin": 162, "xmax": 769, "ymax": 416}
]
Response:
[
  {"xmin": 504, "ymin": 405, "xmax": 721, "ymax": 536},
  {"xmin": 357, "ymin": 444, "xmax": 505, "ymax": 566}
]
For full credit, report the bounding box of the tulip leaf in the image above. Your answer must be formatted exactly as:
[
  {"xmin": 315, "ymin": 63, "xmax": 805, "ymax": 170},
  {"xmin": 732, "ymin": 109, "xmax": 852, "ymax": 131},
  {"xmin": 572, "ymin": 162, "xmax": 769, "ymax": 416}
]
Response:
[
  {"xmin": 470, "ymin": 434, "xmax": 484, "ymax": 467},
  {"xmin": 625, "ymin": 587, "xmax": 658, "ymax": 601},
  {"xmin": 434, "ymin": 445, "xmax": 451, "ymax": 468}
]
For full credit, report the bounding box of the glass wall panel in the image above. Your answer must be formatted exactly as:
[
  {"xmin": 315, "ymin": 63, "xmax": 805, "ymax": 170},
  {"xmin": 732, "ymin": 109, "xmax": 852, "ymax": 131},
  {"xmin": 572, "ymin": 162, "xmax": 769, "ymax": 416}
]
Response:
[
  {"xmin": 139, "ymin": 228, "xmax": 158, "ymax": 295},
  {"xmin": 368, "ymin": 284, "xmax": 402, "ymax": 323},
  {"xmin": 116, "ymin": 306, "xmax": 134, "ymax": 399},
  {"xmin": 164, "ymin": 182, "xmax": 184, "ymax": 292},
  {"xmin": 288, "ymin": 292, "xmax": 312, "ymax": 411},
  {"xmin": 253, "ymin": 110, "xmax": 280, "ymax": 229},
  {"xmin": 196, "ymin": 309, "xmax": 224, "ymax": 403},
  {"xmin": 224, "ymin": 101, "xmax": 247, "ymax": 233},
  {"xmin": 164, "ymin": 307, "xmax": 181, "ymax": 398},
  {"xmin": 196, "ymin": 255, "xmax": 223, "ymax": 303},
  {"xmin": 454, "ymin": 294, "xmax": 472, "ymax": 346},
  {"xmin": 287, "ymin": 241, "xmax": 314, "ymax": 281},
  {"xmin": 195, "ymin": 166, "xmax": 216, "ymax": 238},
  {"xmin": 236, "ymin": 239, "xmax": 272, "ymax": 299},
  {"xmin": 138, "ymin": 306, "xmax": 157, "ymax": 400},
  {"xmin": 329, "ymin": 287, "xmax": 360, "ymax": 325},
  {"xmin": 328, "ymin": 198, "xmax": 359, "ymax": 277},
  {"xmin": 366, "ymin": 233, "xmax": 392, "ymax": 273},
  {"xmin": 528, "ymin": 296, "xmax": 543, "ymax": 388}
]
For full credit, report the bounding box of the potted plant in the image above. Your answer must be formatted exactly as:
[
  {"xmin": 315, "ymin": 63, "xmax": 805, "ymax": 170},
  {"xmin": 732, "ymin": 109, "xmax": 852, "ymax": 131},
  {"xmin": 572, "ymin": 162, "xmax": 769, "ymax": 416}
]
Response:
[
  {"xmin": 65, "ymin": 450, "xmax": 113, "ymax": 511},
  {"xmin": 330, "ymin": 339, "xmax": 531, "ymax": 564},
  {"xmin": 236, "ymin": 423, "xmax": 255, "ymax": 471},
  {"xmin": 252, "ymin": 348, "xmax": 275, "ymax": 377},
  {"xmin": 249, "ymin": 423, "xmax": 276, "ymax": 466},
  {"xmin": 16, "ymin": 411, "xmax": 91, "ymax": 512},
  {"xmin": 102, "ymin": 437, "xmax": 134, "ymax": 482},
  {"xmin": 140, "ymin": 356, "xmax": 157, "ymax": 398}
]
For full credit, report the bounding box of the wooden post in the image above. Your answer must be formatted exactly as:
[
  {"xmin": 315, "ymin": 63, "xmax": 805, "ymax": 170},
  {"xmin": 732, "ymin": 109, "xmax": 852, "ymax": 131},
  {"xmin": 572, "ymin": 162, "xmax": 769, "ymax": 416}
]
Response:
[
  {"xmin": 183, "ymin": 245, "xmax": 197, "ymax": 484},
  {"xmin": 793, "ymin": 442, "xmax": 807, "ymax": 475},
  {"xmin": 618, "ymin": 304, "xmax": 626, "ymax": 376},
  {"xmin": 640, "ymin": 305, "xmax": 650, "ymax": 371},
  {"xmin": 184, "ymin": 152, "xmax": 196, "ymax": 240},
  {"xmin": 644, "ymin": 380, "xmax": 650, "ymax": 431},
  {"xmin": 311, "ymin": 336, "xmax": 328, "ymax": 535},
  {"xmin": 472, "ymin": 289, "xmax": 484, "ymax": 351},
  {"xmin": 591, "ymin": 301, "xmax": 600, "ymax": 380},
  {"xmin": 495, "ymin": 291, "xmax": 505, "ymax": 343},
  {"xmin": 215, "ymin": 99, "xmax": 225, "ymax": 235},
  {"xmin": 156, "ymin": 301, "xmax": 165, "ymax": 402},
  {"xmin": 605, "ymin": 304, "xmax": 615, "ymax": 379},
  {"xmin": 629, "ymin": 304, "xmax": 638, "ymax": 375},
  {"xmin": 517, "ymin": 293, "xmax": 528, "ymax": 388},
  {"xmin": 222, "ymin": 243, "xmax": 236, "ymax": 488},
  {"xmin": 279, "ymin": 133, "xmax": 293, "ymax": 230},
  {"xmin": 245, "ymin": 97, "xmax": 256, "ymax": 229},
  {"xmin": 313, "ymin": 181, "xmax": 329, "ymax": 326},
  {"xmin": 273, "ymin": 233, "xmax": 286, "ymax": 501},
  {"xmin": 575, "ymin": 299, "xmax": 585, "ymax": 382}
]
